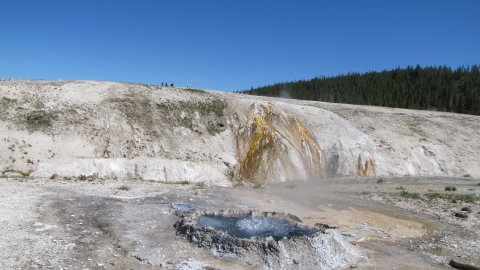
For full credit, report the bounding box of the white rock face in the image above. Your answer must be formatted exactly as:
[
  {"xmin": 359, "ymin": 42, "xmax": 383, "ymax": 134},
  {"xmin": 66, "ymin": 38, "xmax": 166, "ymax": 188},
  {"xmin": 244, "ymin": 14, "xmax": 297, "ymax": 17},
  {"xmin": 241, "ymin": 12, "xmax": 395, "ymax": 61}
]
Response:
[
  {"xmin": 32, "ymin": 158, "xmax": 231, "ymax": 186},
  {"xmin": 1, "ymin": 80, "xmax": 480, "ymax": 185},
  {"xmin": 236, "ymin": 102, "xmax": 326, "ymax": 185}
]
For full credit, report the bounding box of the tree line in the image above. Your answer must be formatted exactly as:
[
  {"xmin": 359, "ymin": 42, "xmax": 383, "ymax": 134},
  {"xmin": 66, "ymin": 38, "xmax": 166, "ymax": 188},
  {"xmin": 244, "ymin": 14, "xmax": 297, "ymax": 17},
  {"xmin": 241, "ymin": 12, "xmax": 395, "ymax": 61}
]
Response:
[{"xmin": 242, "ymin": 64, "xmax": 480, "ymax": 115}]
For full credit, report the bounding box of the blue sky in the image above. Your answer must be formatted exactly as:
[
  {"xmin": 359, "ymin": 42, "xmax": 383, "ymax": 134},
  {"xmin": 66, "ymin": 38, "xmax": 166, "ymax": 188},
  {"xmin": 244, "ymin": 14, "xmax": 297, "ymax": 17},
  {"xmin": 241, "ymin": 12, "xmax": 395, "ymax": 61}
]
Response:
[{"xmin": 1, "ymin": 1, "xmax": 479, "ymax": 91}]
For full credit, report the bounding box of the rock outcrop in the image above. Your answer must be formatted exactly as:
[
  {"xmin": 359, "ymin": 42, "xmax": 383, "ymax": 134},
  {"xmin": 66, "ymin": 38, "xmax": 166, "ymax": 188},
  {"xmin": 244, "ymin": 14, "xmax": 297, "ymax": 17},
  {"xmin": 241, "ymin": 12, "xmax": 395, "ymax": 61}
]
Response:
[
  {"xmin": 31, "ymin": 158, "xmax": 231, "ymax": 185},
  {"xmin": 357, "ymin": 152, "xmax": 376, "ymax": 177},
  {"xmin": 175, "ymin": 210, "xmax": 359, "ymax": 269},
  {"xmin": 236, "ymin": 102, "xmax": 325, "ymax": 185}
]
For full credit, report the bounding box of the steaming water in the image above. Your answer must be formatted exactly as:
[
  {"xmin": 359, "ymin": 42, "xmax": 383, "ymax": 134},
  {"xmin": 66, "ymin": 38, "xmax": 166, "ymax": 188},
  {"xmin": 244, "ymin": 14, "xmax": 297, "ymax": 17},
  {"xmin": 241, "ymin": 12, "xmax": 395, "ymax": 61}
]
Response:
[
  {"xmin": 173, "ymin": 203, "xmax": 205, "ymax": 211},
  {"xmin": 197, "ymin": 215, "xmax": 319, "ymax": 241}
]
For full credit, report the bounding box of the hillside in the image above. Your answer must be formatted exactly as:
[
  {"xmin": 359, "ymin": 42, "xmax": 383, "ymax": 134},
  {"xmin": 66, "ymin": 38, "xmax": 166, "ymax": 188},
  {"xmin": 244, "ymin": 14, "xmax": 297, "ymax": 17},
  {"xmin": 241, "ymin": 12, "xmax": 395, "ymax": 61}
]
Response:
[
  {"xmin": 1, "ymin": 80, "xmax": 479, "ymax": 183},
  {"xmin": 1, "ymin": 80, "xmax": 480, "ymax": 269}
]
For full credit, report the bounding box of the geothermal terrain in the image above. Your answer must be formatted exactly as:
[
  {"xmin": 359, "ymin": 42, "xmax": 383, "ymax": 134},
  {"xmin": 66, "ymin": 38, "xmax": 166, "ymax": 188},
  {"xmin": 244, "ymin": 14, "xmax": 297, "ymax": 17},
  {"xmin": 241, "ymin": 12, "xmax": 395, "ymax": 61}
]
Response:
[{"xmin": 0, "ymin": 80, "xmax": 479, "ymax": 269}]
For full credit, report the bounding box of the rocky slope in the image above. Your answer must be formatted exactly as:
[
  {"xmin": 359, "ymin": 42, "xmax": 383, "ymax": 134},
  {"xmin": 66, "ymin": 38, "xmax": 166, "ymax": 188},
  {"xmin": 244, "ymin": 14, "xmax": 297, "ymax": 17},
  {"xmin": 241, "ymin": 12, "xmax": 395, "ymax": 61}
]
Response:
[{"xmin": 1, "ymin": 80, "xmax": 479, "ymax": 184}]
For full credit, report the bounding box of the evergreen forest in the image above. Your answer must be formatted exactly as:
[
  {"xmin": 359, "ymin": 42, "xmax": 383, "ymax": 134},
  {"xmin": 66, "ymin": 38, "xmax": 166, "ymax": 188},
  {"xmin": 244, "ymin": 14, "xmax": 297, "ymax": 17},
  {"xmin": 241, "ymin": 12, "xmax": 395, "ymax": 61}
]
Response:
[{"xmin": 242, "ymin": 65, "xmax": 480, "ymax": 115}]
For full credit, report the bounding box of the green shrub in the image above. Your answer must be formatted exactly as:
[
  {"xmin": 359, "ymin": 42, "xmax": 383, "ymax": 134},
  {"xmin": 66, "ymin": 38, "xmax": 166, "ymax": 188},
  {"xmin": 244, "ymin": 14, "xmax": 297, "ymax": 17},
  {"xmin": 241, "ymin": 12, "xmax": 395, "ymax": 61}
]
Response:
[
  {"xmin": 78, "ymin": 174, "xmax": 87, "ymax": 181},
  {"xmin": 452, "ymin": 194, "xmax": 477, "ymax": 203},
  {"xmin": 206, "ymin": 121, "xmax": 219, "ymax": 134},
  {"xmin": 400, "ymin": 190, "xmax": 420, "ymax": 199},
  {"xmin": 425, "ymin": 193, "xmax": 478, "ymax": 203},
  {"xmin": 445, "ymin": 186, "xmax": 457, "ymax": 191},
  {"xmin": 25, "ymin": 110, "xmax": 55, "ymax": 129},
  {"xmin": 227, "ymin": 170, "xmax": 235, "ymax": 181},
  {"xmin": 118, "ymin": 185, "xmax": 130, "ymax": 191},
  {"xmin": 425, "ymin": 192, "xmax": 443, "ymax": 200}
]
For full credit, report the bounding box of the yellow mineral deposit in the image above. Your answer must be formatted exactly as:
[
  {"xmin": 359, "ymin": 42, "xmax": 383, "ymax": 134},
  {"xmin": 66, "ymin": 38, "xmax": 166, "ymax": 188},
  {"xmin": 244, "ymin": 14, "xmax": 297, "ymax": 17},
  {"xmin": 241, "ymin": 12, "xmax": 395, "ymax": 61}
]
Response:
[
  {"xmin": 292, "ymin": 116, "xmax": 325, "ymax": 178},
  {"xmin": 358, "ymin": 153, "xmax": 376, "ymax": 177},
  {"xmin": 237, "ymin": 102, "xmax": 325, "ymax": 185}
]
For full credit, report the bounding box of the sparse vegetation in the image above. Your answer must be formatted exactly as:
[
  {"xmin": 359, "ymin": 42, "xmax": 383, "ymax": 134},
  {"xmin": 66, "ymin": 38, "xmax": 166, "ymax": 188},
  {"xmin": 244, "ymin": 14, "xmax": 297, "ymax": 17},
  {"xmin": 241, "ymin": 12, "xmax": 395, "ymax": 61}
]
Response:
[
  {"xmin": 454, "ymin": 212, "xmax": 468, "ymax": 219},
  {"xmin": 0, "ymin": 96, "xmax": 17, "ymax": 106},
  {"xmin": 154, "ymin": 97, "xmax": 227, "ymax": 134},
  {"xmin": 227, "ymin": 170, "xmax": 235, "ymax": 181},
  {"xmin": 157, "ymin": 180, "xmax": 193, "ymax": 185},
  {"xmin": 109, "ymin": 95, "xmax": 157, "ymax": 131},
  {"xmin": 193, "ymin": 182, "xmax": 206, "ymax": 189},
  {"xmin": 0, "ymin": 97, "xmax": 17, "ymax": 120},
  {"xmin": 400, "ymin": 190, "xmax": 420, "ymax": 199},
  {"xmin": 184, "ymin": 88, "xmax": 205, "ymax": 94},
  {"xmin": 206, "ymin": 121, "xmax": 220, "ymax": 134},
  {"xmin": 223, "ymin": 162, "xmax": 235, "ymax": 181},
  {"xmin": 118, "ymin": 185, "xmax": 130, "ymax": 191},
  {"xmin": 49, "ymin": 173, "xmax": 59, "ymax": 180},
  {"xmin": 156, "ymin": 98, "xmax": 227, "ymax": 117},
  {"xmin": 445, "ymin": 186, "xmax": 457, "ymax": 191},
  {"xmin": 78, "ymin": 174, "xmax": 87, "ymax": 181},
  {"xmin": 425, "ymin": 192, "xmax": 443, "ymax": 200},
  {"xmin": 25, "ymin": 110, "xmax": 56, "ymax": 129},
  {"xmin": 423, "ymin": 192, "xmax": 477, "ymax": 203}
]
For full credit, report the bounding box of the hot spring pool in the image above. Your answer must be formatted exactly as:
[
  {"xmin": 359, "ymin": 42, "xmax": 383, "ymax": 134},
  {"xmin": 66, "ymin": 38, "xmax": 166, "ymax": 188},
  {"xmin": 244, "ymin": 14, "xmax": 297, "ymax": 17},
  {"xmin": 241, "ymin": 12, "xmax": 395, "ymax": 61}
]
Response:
[{"xmin": 196, "ymin": 214, "xmax": 319, "ymax": 241}]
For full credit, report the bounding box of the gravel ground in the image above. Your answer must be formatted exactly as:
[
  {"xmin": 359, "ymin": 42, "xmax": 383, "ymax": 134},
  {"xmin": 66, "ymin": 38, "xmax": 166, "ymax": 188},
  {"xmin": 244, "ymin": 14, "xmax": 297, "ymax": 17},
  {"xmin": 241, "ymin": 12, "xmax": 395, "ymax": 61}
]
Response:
[
  {"xmin": 1, "ymin": 176, "xmax": 479, "ymax": 269},
  {"xmin": 360, "ymin": 185, "xmax": 480, "ymax": 266}
]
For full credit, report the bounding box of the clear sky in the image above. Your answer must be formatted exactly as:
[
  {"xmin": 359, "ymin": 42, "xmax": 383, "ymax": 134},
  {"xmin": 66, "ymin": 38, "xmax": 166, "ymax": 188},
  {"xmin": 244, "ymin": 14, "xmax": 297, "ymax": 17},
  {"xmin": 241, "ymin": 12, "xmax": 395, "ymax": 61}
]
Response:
[{"xmin": 1, "ymin": 1, "xmax": 479, "ymax": 92}]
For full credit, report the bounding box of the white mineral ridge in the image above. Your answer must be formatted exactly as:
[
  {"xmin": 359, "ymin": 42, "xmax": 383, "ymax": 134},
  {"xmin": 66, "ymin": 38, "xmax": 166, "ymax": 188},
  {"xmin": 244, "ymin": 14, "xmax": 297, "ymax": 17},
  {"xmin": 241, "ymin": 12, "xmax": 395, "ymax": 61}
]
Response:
[
  {"xmin": 1, "ymin": 80, "xmax": 480, "ymax": 185},
  {"xmin": 32, "ymin": 158, "xmax": 230, "ymax": 186}
]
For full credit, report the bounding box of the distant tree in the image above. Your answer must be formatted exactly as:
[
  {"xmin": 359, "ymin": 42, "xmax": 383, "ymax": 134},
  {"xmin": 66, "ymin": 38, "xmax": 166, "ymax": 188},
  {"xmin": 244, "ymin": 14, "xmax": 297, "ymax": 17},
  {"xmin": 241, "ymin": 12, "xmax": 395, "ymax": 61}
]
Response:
[
  {"xmin": 242, "ymin": 64, "xmax": 480, "ymax": 116},
  {"xmin": 161, "ymin": 82, "xmax": 164, "ymax": 86},
  {"xmin": 170, "ymin": 83, "xmax": 174, "ymax": 86}
]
